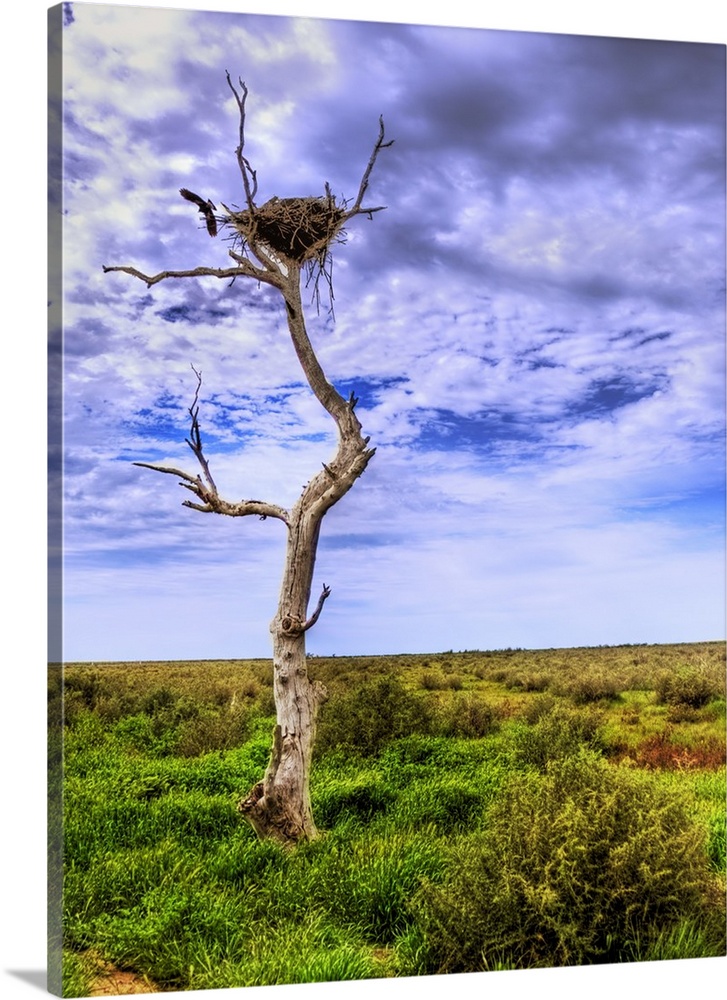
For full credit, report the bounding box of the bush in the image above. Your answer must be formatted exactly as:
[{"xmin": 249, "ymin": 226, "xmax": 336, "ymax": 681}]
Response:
[
  {"xmin": 174, "ymin": 708, "xmax": 249, "ymax": 757},
  {"xmin": 419, "ymin": 671, "xmax": 446, "ymax": 691},
  {"xmin": 315, "ymin": 676, "xmax": 433, "ymax": 757},
  {"xmin": 655, "ymin": 664, "xmax": 721, "ymax": 710},
  {"xmin": 113, "ymin": 714, "xmax": 176, "ymax": 757},
  {"xmin": 561, "ymin": 672, "xmax": 621, "ymax": 704},
  {"xmin": 508, "ymin": 672, "xmax": 550, "ymax": 693},
  {"xmin": 413, "ymin": 750, "xmax": 720, "ymax": 971},
  {"xmin": 435, "ymin": 694, "xmax": 499, "ymax": 738},
  {"xmin": 631, "ymin": 730, "xmax": 726, "ymax": 771},
  {"xmin": 507, "ymin": 703, "xmax": 606, "ymax": 771}
]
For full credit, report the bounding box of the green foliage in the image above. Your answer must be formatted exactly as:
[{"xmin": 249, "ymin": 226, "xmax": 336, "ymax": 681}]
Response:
[
  {"xmin": 312, "ymin": 773, "xmax": 394, "ymax": 827},
  {"xmin": 655, "ymin": 662, "xmax": 722, "ymax": 709},
  {"xmin": 287, "ymin": 833, "xmax": 446, "ymax": 943},
  {"xmin": 379, "ymin": 734, "xmax": 497, "ymax": 785},
  {"xmin": 707, "ymin": 809, "xmax": 726, "ymax": 872},
  {"xmin": 631, "ymin": 916, "xmax": 727, "ymax": 962},
  {"xmin": 186, "ymin": 912, "xmax": 385, "ymax": 989},
  {"xmin": 316, "ymin": 675, "xmax": 433, "ymax": 756},
  {"xmin": 412, "ymin": 750, "xmax": 722, "ymax": 971},
  {"xmin": 391, "ymin": 776, "xmax": 486, "ymax": 834},
  {"xmin": 59, "ymin": 646, "xmax": 726, "ymax": 990},
  {"xmin": 61, "ymin": 949, "xmax": 94, "ymax": 998},
  {"xmin": 436, "ymin": 693, "xmax": 499, "ymax": 737},
  {"xmin": 506, "ymin": 702, "xmax": 606, "ymax": 770},
  {"xmin": 561, "ymin": 671, "xmax": 622, "ymax": 704}
]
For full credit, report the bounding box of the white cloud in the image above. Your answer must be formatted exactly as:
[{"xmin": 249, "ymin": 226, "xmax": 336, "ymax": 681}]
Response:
[{"xmin": 57, "ymin": 8, "xmax": 725, "ymax": 659}]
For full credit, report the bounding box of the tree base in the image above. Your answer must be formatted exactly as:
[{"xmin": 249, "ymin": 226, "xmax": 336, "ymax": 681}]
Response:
[{"xmin": 238, "ymin": 780, "xmax": 318, "ymax": 845}]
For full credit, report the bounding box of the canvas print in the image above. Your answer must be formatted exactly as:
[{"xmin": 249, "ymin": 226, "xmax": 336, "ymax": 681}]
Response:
[{"xmin": 48, "ymin": 3, "xmax": 726, "ymax": 997}]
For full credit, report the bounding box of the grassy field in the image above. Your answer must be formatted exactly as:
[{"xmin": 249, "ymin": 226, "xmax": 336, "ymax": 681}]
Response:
[{"xmin": 52, "ymin": 642, "xmax": 726, "ymax": 996}]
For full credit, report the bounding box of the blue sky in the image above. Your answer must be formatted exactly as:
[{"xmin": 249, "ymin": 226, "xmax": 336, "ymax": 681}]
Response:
[{"xmin": 54, "ymin": 2, "xmax": 725, "ymax": 661}]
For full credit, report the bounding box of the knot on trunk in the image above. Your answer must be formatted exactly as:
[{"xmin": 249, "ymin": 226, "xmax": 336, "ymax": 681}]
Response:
[
  {"xmin": 280, "ymin": 615, "xmax": 304, "ymax": 635},
  {"xmin": 237, "ymin": 781, "xmax": 264, "ymax": 816}
]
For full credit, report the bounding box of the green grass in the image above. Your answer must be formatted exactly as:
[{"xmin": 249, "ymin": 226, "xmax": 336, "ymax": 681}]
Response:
[{"xmin": 55, "ymin": 642, "xmax": 726, "ymax": 995}]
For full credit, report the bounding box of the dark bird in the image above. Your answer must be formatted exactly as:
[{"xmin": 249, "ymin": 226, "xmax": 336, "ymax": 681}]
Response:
[{"xmin": 179, "ymin": 188, "xmax": 218, "ymax": 237}]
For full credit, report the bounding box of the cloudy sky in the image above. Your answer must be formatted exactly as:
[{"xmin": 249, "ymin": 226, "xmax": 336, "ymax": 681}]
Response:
[{"xmin": 53, "ymin": 2, "xmax": 725, "ymax": 661}]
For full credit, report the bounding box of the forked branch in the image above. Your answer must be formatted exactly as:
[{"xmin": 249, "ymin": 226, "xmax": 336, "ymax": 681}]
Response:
[
  {"xmin": 102, "ymin": 258, "xmax": 281, "ymax": 289},
  {"xmin": 343, "ymin": 116, "xmax": 394, "ymax": 221},
  {"xmin": 226, "ymin": 72, "xmax": 258, "ymax": 211},
  {"xmin": 185, "ymin": 365, "xmax": 218, "ymax": 495},
  {"xmin": 134, "ymin": 368, "xmax": 289, "ymax": 524}
]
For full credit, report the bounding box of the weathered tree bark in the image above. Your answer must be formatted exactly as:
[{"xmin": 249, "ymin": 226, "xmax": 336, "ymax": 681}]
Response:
[
  {"xmin": 238, "ymin": 273, "xmax": 375, "ymax": 843},
  {"xmin": 104, "ymin": 75, "xmax": 389, "ymax": 844}
]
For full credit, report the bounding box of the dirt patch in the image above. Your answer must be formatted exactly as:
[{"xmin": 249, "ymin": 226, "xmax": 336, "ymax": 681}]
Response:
[{"xmin": 86, "ymin": 953, "xmax": 160, "ymax": 996}]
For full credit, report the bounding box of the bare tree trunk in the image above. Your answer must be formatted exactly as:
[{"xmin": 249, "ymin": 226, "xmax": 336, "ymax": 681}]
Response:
[
  {"xmin": 238, "ymin": 519, "xmax": 325, "ymax": 842},
  {"xmin": 104, "ymin": 79, "xmax": 390, "ymax": 844},
  {"xmin": 238, "ymin": 273, "xmax": 374, "ymax": 843}
]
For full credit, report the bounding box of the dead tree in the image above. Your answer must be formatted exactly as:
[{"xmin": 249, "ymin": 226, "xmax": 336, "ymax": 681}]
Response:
[{"xmin": 104, "ymin": 75, "xmax": 392, "ymax": 843}]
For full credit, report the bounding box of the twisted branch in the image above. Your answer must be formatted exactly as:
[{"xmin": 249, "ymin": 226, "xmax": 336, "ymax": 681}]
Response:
[
  {"xmin": 103, "ymin": 256, "xmax": 280, "ymax": 289},
  {"xmin": 134, "ymin": 368, "xmax": 289, "ymax": 525}
]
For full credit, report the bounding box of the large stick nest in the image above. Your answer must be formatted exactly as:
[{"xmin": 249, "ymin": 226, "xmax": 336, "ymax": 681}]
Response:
[{"xmin": 228, "ymin": 195, "xmax": 347, "ymax": 265}]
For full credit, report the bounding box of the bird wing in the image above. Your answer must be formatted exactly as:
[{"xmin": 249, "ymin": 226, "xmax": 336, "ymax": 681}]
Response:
[{"xmin": 179, "ymin": 188, "xmax": 218, "ymax": 237}]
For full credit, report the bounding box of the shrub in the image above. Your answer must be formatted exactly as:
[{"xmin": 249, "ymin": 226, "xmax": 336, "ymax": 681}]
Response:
[
  {"xmin": 174, "ymin": 707, "xmax": 249, "ymax": 757},
  {"xmin": 419, "ymin": 671, "xmax": 446, "ymax": 691},
  {"xmin": 507, "ymin": 703, "xmax": 606, "ymax": 771},
  {"xmin": 63, "ymin": 670, "xmax": 111, "ymax": 711},
  {"xmin": 655, "ymin": 664, "xmax": 721, "ymax": 710},
  {"xmin": 413, "ymin": 750, "xmax": 720, "ymax": 971},
  {"xmin": 561, "ymin": 672, "xmax": 621, "ymax": 704},
  {"xmin": 113, "ymin": 714, "xmax": 176, "ymax": 757},
  {"xmin": 511, "ymin": 672, "xmax": 550, "ymax": 692},
  {"xmin": 520, "ymin": 693, "xmax": 557, "ymax": 724},
  {"xmin": 139, "ymin": 686, "xmax": 177, "ymax": 716},
  {"xmin": 315, "ymin": 676, "xmax": 433, "ymax": 757},
  {"xmin": 436, "ymin": 694, "xmax": 499, "ymax": 738}
]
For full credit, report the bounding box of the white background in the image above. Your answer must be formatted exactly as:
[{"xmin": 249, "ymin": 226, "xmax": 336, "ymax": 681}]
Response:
[{"xmin": 1, "ymin": 2, "xmax": 725, "ymax": 999}]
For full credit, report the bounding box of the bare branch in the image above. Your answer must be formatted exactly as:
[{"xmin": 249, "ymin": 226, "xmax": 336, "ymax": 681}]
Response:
[
  {"xmin": 279, "ymin": 584, "xmax": 332, "ymax": 635},
  {"xmin": 102, "ymin": 259, "xmax": 279, "ymax": 288},
  {"xmin": 343, "ymin": 116, "xmax": 394, "ymax": 221},
  {"xmin": 132, "ymin": 369, "xmax": 290, "ymax": 525},
  {"xmin": 301, "ymin": 584, "xmax": 332, "ymax": 632},
  {"xmin": 226, "ymin": 71, "xmax": 258, "ymax": 210},
  {"xmin": 133, "ymin": 461, "xmax": 199, "ymax": 483},
  {"xmin": 133, "ymin": 461, "xmax": 289, "ymax": 523},
  {"xmin": 185, "ymin": 365, "xmax": 218, "ymax": 495}
]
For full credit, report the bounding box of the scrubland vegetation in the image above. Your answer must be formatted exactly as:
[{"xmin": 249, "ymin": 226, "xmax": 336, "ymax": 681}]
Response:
[{"xmin": 52, "ymin": 642, "xmax": 726, "ymax": 996}]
